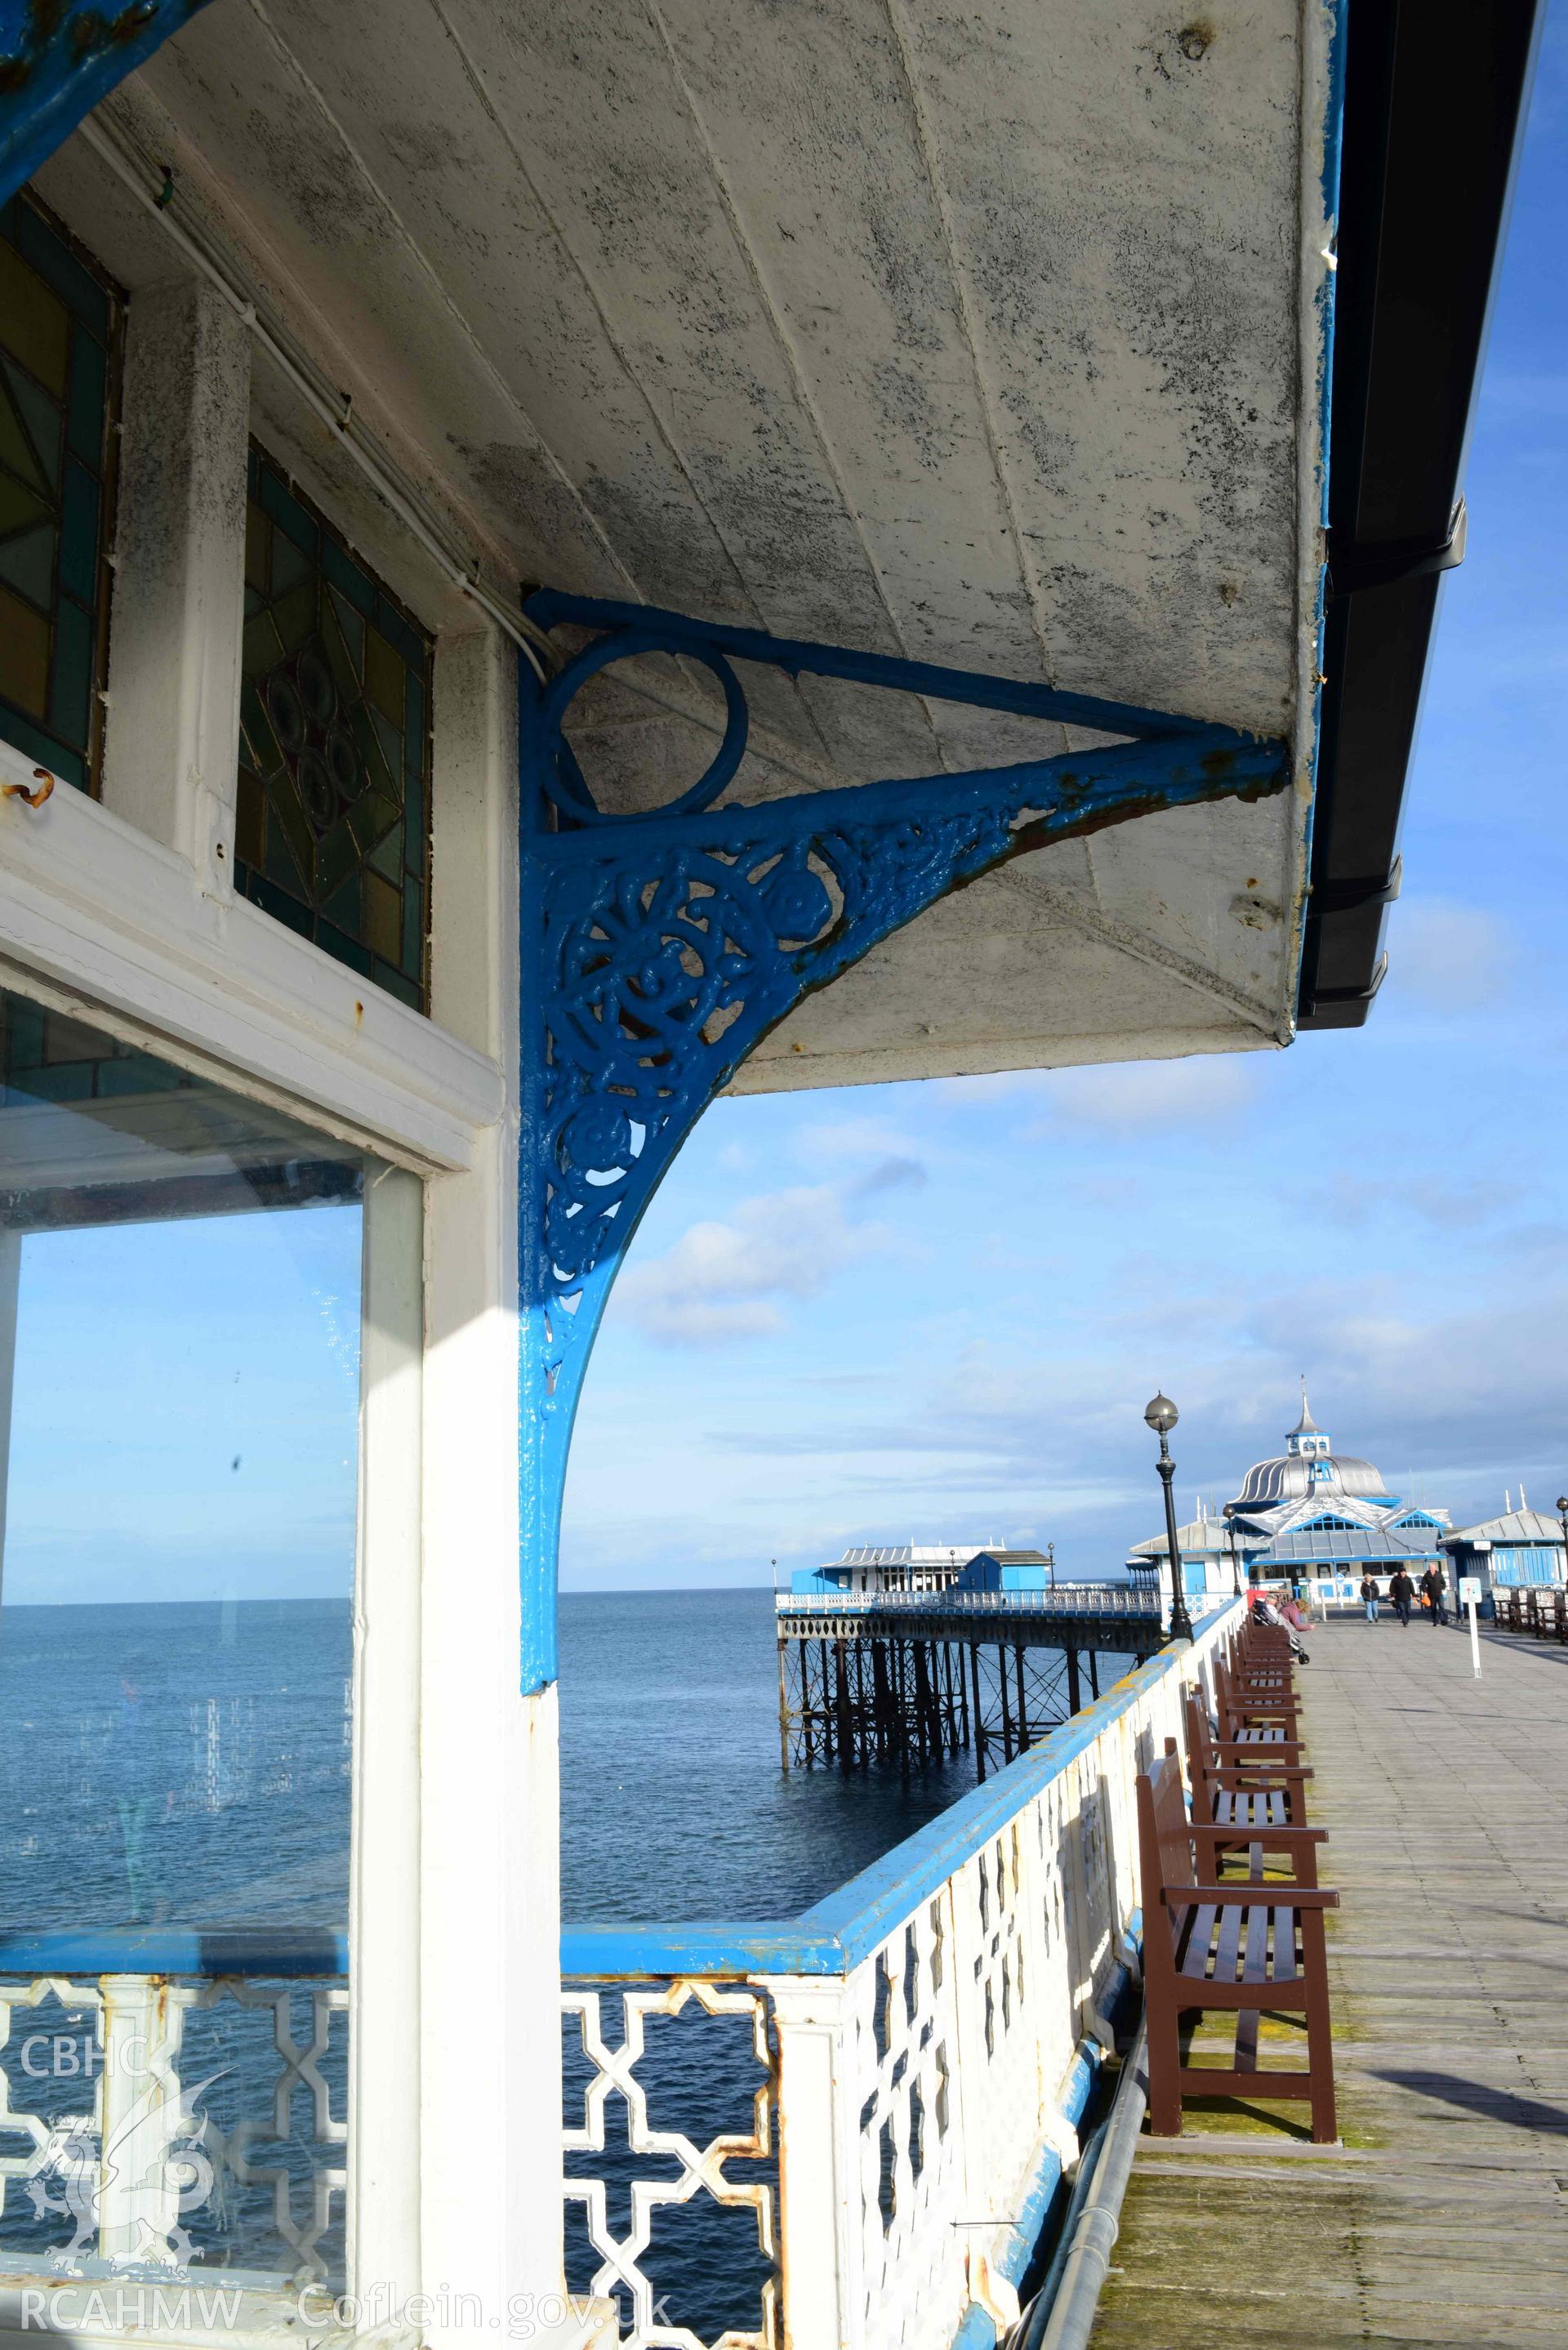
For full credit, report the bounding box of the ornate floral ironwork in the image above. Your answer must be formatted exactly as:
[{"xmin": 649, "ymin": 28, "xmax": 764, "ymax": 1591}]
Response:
[
  {"xmin": 517, "ymin": 595, "xmax": 1290, "ymax": 1690},
  {"xmin": 0, "ymin": 5, "xmax": 215, "ymax": 208}
]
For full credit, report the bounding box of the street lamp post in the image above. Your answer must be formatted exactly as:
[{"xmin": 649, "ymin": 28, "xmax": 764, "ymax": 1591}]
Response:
[
  {"xmin": 1557, "ymin": 1497, "xmax": 1568, "ymax": 1593},
  {"xmin": 1223, "ymin": 1501, "xmax": 1242, "ymax": 1598},
  {"xmin": 1144, "ymin": 1391, "xmax": 1193, "ymax": 1642}
]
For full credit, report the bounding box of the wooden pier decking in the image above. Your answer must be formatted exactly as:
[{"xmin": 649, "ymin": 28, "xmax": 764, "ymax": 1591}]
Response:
[{"xmin": 1090, "ymin": 1612, "xmax": 1568, "ymax": 2348}]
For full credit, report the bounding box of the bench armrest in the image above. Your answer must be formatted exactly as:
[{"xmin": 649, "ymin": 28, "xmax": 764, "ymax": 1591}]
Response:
[
  {"xmin": 1209, "ymin": 1740, "xmax": 1310, "ymax": 1759},
  {"xmin": 1192, "ymin": 1823, "xmax": 1329, "ymax": 1844},
  {"xmin": 1165, "ymin": 1884, "xmax": 1339, "ymax": 1908}
]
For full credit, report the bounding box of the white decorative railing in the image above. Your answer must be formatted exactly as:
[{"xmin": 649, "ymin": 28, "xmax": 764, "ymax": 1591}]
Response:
[
  {"xmin": 774, "ymin": 1583, "xmax": 1161, "ymax": 1620},
  {"xmin": 561, "ymin": 1600, "xmax": 1239, "ymax": 2350},
  {"xmin": 0, "ymin": 1930, "xmax": 347, "ymax": 2285}
]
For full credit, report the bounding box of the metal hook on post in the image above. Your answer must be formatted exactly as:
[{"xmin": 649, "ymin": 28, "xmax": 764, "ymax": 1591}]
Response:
[{"xmin": 2, "ymin": 769, "xmax": 56, "ymax": 809}]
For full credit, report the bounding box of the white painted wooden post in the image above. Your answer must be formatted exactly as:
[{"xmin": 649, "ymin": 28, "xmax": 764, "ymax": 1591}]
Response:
[
  {"xmin": 422, "ymin": 627, "xmax": 595, "ymax": 2338},
  {"xmin": 100, "ymin": 279, "xmax": 250, "ymax": 892},
  {"xmin": 349, "ymin": 1160, "xmax": 424, "ymax": 2313},
  {"xmin": 768, "ymin": 1976, "xmax": 862, "ymax": 2350},
  {"xmin": 0, "ymin": 1228, "xmax": 20, "ymax": 1606},
  {"xmin": 96, "ymin": 1973, "xmax": 179, "ymax": 2264}
]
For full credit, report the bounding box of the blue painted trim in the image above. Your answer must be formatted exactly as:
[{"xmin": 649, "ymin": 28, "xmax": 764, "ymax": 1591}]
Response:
[
  {"xmin": 0, "ymin": 3, "xmax": 216, "ymax": 208},
  {"xmin": 947, "ymin": 2303, "xmax": 996, "ymax": 2350},
  {"xmin": 523, "ymin": 591, "xmax": 1214, "ymax": 748},
  {"xmin": 559, "ymin": 1605, "xmax": 1237, "ymax": 1974},
  {"xmin": 516, "ymin": 595, "xmax": 1287, "ymax": 1698},
  {"xmin": 0, "ymin": 1927, "xmax": 348, "ymax": 1979}
]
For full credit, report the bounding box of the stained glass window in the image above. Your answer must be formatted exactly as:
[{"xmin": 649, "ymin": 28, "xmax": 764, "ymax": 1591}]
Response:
[
  {"xmin": 0, "ymin": 193, "xmax": 122, "ymax": 796},
  {"xmin": 236, "ymin": 445, "xmax": 432, "ymax": 1011}
]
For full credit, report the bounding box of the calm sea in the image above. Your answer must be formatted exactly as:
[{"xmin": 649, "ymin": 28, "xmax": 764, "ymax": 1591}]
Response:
[{"xmin": 0, "ymin": 1590, "xmax": 1130, "ymax": 2327}]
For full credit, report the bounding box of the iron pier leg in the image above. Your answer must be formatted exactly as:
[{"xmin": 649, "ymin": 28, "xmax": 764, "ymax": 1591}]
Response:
[
  {"xmin": 1014, "ymin": 1642, "xmax": 1029, "ymax": 1751},
  {"xmin": 957, "ymin": 1642, "xmax": 971, "ymax": 1752},
  {"xmin": 1088, "ymin": 1648, "xmax": 1100, "ymax": 1701},
  {"xmin": 834, "ymin": 1640, "xmax": 853, "ymax": 1773},
  {"xmin": 914, "ymin": 1641, "xmax": 935, "ymax": 1763},
  {"xmin": 1067, "ymin": 1643, "xmax": 1082, "ymax": 1717},
  {"xmin": 968, "ymin": 1641, "xmax": 986, "ymax": 1781},
  {"xmin": 997, "ymin": 1644, "xmax": 1014, "ymax": 1764},
  {"xmin": 871, "ymin": 1639, "xmax": 891, "ymax": 1759},
  {"xmin": 777, "ymin": 1639, "xmax": 791, "ymax": 1771}
]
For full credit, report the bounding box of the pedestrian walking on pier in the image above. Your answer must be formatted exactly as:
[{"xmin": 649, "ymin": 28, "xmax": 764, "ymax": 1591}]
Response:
[
  {"xmin": 1360, "ymin": 1572, "xmax": 1380, "ymax": 1623},
  {"xmin": 1420, "ymin": 1565, "xmax": 1448, "ymax": 1627},
  {"xmin": 1388, "ymin": 1567, "xmax": 1414, "ymax": 1627}
]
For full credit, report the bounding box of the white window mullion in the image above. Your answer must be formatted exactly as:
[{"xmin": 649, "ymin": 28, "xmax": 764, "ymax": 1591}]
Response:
[{"xmin": 348, "ymin": 1159, "xmax": 425, "ymax": 2318}]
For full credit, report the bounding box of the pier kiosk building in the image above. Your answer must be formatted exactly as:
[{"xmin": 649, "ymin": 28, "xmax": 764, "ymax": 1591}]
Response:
[
  {"xmin": 0, "ymin": 6, "xmax": 1536, "ymax": 2350},
  {"xmin": 1443, "ymin": 1503, "xmax": 1568, "ymax": 1605},
  {"xmin": 778, "ymin": 1544, "xmax": 1162, "ymax": 1774},
  {"xmin": 1128, "ymin": 1398, "xmax": 1452, "ymax": 1607}
]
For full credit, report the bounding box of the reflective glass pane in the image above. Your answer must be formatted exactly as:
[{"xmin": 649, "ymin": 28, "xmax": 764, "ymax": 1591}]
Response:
[{"xmin": 0, "ymin": 984, "xmax": 365, "ymax": 2290}]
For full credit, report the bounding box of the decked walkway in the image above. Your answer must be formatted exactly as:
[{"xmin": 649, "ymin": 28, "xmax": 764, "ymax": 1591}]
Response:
[{"xmin": 1091, "ymin": 1612, "xmax": 1568, "ymax": 2348}]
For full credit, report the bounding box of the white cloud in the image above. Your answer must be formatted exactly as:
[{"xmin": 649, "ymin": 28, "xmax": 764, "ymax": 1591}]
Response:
[
  {"xmin": 614, "ymin": 1181, "xmax": 874, "ymax": 1348},
  {"xmin": 1390, "ymin": 900, "xmax": 1513, "ymax": 1010},
  {"xmin": 1032, "ymin": 1055, "xmax": 1257, "ymax": 1132},
  {"xmin": 795, "ymin": 1113, "xmax": 924, "ymax": 1167}
]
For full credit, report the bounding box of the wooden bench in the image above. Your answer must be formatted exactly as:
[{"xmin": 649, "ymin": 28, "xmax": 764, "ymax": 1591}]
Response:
[
  {"xmin": 1185, "ymin": 1692, "xmax": 1313, "ymax": 1838},
  {"xmin": 1214, "ymin": 1655, "xmax": 1302, "ymax": 1745},
  {"xmin": 1137, "ymin": 1745, "xmax": 1339, "ymax": 2143}
]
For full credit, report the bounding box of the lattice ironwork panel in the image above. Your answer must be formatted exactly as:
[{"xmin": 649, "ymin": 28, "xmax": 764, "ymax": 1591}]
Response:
[
  {"xmin": 0, "ymin": 1974, "xmax": 348, "ymax": 2282},
  {"xmin": 562, "ymin": 1978, "xmax": 777, "ymax": 2350},
  {"xmin": 849, "ymin": 1900, "xmax": 969, "ymax": 2350}
]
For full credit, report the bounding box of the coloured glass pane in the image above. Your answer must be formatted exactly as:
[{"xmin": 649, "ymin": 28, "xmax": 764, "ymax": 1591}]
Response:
[
  {"xmin": 0, "ymin": 196, "xmax": 121, "ymax": 796},
  {"xmin": 235, "ymin": 446, "xmax": 432, "ymax": 1010}
]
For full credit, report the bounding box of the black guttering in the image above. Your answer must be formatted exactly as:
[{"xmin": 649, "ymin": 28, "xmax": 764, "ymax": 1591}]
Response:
[{"xmin": 1298, "ymin": 0, "xmax": 1545, "ymax": 1028}]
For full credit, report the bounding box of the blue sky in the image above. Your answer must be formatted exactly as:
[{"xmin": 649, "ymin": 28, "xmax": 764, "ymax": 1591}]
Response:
[{"xmin": 562, "ymin": 9, "xmax": 1568, "ymax": 1590}]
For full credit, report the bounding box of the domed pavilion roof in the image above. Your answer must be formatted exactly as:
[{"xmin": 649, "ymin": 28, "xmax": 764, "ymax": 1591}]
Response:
[
  {"xmin": 1231, "ymin": 1392, "xmax": 1392, "ymax": 1511},
  {"xmin": 1233, "ymin": 1452, "xmax": 1389, "ymax": 1509}
]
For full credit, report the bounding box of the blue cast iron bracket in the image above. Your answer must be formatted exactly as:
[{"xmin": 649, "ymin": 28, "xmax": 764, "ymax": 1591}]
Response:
[
  {"xmin": 517, "ymin": 591, "xmax": 1290, "ymax": 1692},
  {"xmin": 0, "ymin": 2, "xmax": 216, "ymax": 206}
]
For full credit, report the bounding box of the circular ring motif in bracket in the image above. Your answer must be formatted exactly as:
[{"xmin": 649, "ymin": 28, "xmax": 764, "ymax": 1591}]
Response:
[
  {"xmin": 559, "ymin": 1098, "xmax": 634, "ymax": 1175},
  {"xmin": 762, "ymin": 864, "xmax": 833, "ymax": 944},
  {"xmin": 540, "ymin": 628, "xmax": 749, "ymax": 823}
]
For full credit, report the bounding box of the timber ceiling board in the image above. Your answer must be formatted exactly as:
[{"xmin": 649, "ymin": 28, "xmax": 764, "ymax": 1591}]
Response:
[
  {"xmin": 127, "ymin": 0, "xmax": 1314, "ymax": 737},
  {"xmin": 95, "ymin": 0, "xmax": 1327, "ymax": 1066}
]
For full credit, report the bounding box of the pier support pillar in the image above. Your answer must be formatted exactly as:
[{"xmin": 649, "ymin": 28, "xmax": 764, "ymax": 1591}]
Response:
[
  {"xmin": 834, "ymin": 1640, "xmax": 854, "ymax": 1773},
  {"xmin": 969, "ymin": 1643, "xmax": 986, "ymax": 1781}
]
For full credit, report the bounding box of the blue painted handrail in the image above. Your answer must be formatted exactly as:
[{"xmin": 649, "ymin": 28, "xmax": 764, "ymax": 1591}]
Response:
[
  {"xmin": 560, "ymin": 1605, "xmax": 1236, "ymax": 1979},
  {"xmin": 0, "ymin": 1926, "xmax": 348, "ymax": 1979}
]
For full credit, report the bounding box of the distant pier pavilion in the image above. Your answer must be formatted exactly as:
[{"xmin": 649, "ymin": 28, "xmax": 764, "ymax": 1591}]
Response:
[
  {"xmin": 775, "ymin": 1545, "xmax": 1162, "ymax": 1776},
  {"xmin": 1127, "ymin": 1395, "xmax": 1454, "ymax": 1606}
]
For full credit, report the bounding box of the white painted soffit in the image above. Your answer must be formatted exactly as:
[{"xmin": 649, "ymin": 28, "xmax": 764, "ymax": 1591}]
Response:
[{"xmin": 68, "ymin": 0, "xmax": 1336, "ymax": 1081}]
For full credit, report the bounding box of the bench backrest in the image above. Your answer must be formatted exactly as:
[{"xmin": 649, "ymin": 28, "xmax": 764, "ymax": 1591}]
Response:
[
  {"xmin": 1136, "ymin": 1746, "xmax": 1197, "ymax": 1972},
  {"xmin": 1184, "ymin": 1691, "xmax": 1217, "ymax": 1785}
]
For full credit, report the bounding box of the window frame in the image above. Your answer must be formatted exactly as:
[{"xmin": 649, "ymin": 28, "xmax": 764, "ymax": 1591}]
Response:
[
  {"xmin": 0, "ymin": 604, "xmax": 555, "ymax": 2339},
  {"xmin": 0, "ymin": 958, "xmax": 421, "ymax": 2307}
]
